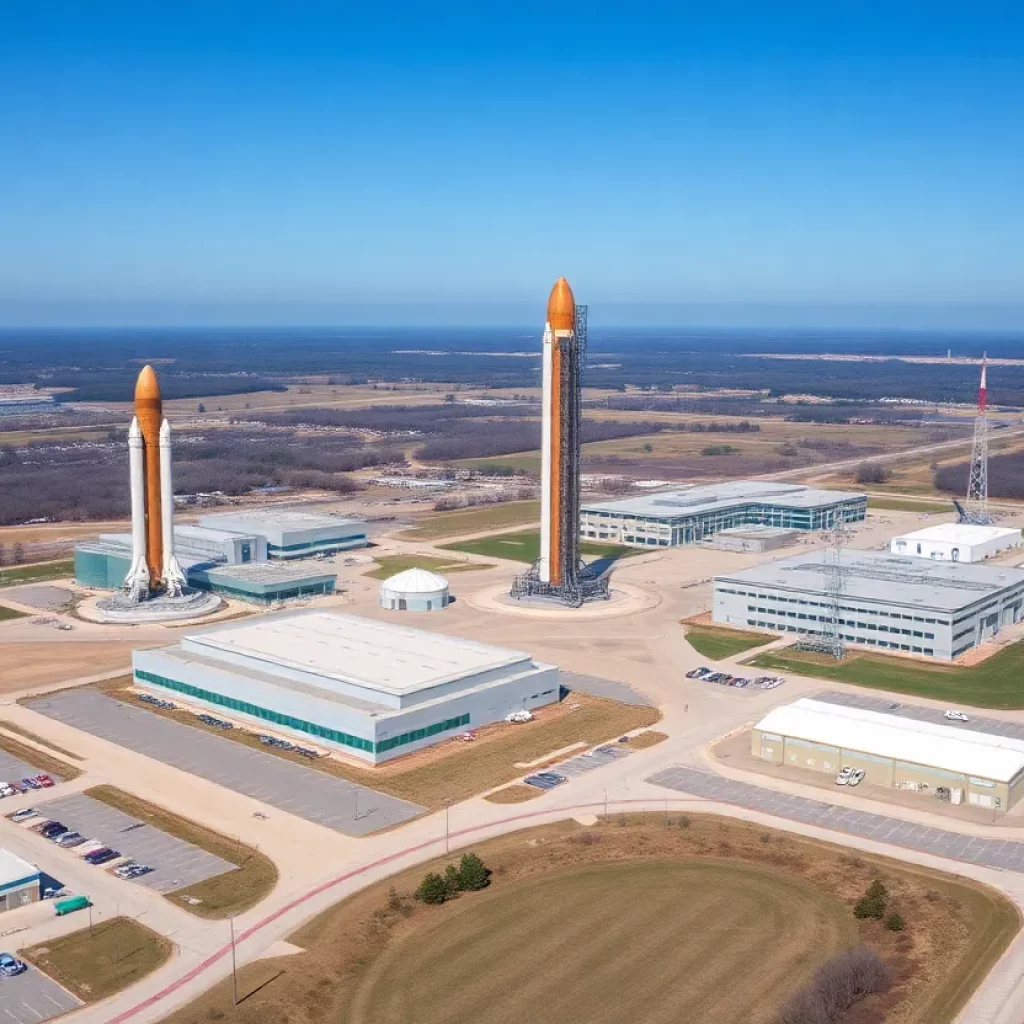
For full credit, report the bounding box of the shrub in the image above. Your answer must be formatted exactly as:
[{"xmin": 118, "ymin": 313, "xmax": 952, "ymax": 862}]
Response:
[
  {"xmin": 855, "ymin": 461, "xmax": 891, "ymax": 484},
  {"xmin": 415, "ymin": 872, "xmax": 448, "ymax": 905},
  {"xmin": 886, "ymin": 913, "xmax": 905, "ymax": 932},
  {"xmin": 443, "ymin": 864, "xmax": 462, "ymax": 898},
  {"xmin": 854, "ymin": 878, "xmax": 889, "ymax": 919},
  {"xmin": 678, "ymin": 815, "xmax": 691, "ymax": 829},
  {"xmin": 776, "ymin": 946, "xmax": 893, "ymax": 1024},
  {"xmin": 458, "ymin": 853, "xmax": 491, "ymax": 891}
]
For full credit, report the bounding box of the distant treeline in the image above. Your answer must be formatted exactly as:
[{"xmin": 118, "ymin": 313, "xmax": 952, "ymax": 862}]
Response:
[{"xmin": 934, "ymin": 451, "xmax": 1024, "ymax": 501}]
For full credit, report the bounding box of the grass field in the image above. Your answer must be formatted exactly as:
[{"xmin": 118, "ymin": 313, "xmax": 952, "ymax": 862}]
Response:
[
  {"xmin": 867, "ymin": 495, "xmax": 954, "ymax": 512},
  {"xmin": 366, "ymin": 554, "xmax": 493, "ymax": 580},
  {"xmin": 160, "ymin": 815, "xmax": 1018, "ymax": 1024},
  {"xmin": 0, "ymin": 721, "xmax": 83, "ymax": 760},
  {"xmin": 441, "ymin": 528, "xmax": 636, "ymax": 566},
  {"xmin": 104, "ymin": 682, "xmax": 658, "ymax": 809},
  {"xmin": 399, "ymin": 501, "xmax": 540, "ymax": 541},
  {"xmin": 85, "ymin": 786, "xmax": 278, "ymax": 918},
  {"xmin": 684, "ymin": 624, "xmax": 774, "ymax": 660},
  {"xmin": 749, "ymin": 640, "xmax": 1024, "ymax": 709},
  {"xmin": 0, "ymin": 733, "xmax": 80, "ymax": 781},
  {"xmin": 483, "ymin": 784, "xmax": 542, "ymax": 803},
  {"xmin": 0, "ymin": 603, "xmax": 27, "ymax": 621},
  {"xmin": 22, "ymin": 917, "xmax": 172, "ymax": 1002},
  {"xmin": 0, "ymin": 559, "xmax": 74, "ymax": 588}
]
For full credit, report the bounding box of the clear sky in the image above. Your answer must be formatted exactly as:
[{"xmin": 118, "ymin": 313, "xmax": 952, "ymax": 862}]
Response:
[{"xmin": 2, "ymin": 2, "xmax": 1023, "ymax": 328}]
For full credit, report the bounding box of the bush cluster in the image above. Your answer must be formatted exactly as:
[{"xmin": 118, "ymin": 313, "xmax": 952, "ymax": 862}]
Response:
[
  {"xmin": 853, "ymin": 878, "xmax": 889, "ymax": 920},
  {"xmin": 415, "ymin": 853, "xmax": 491, "ymax": 905},
  {"xmin": 776, "ymin": 946, "xmax": 893, "ymax": 1024}
]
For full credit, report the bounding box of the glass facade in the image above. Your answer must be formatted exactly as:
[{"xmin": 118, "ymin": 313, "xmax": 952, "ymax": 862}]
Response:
[{"xmin": 134, "ymin": 668, "xmax": 469, "ymax": 754}]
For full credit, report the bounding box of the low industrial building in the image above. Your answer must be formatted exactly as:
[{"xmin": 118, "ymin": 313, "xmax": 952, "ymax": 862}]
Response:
[
  {"xmin": 0, "ymin": 849, "xmax": 40, "ymax": 912},
  {"xmin": 188, "ymin": 561, "xmax": 337, "ymax": 605},
  {"xmin": 708, "ymin": 525, "xmax": 801, "ymax": 553},
  {"xmin": 379, "ymin": 567, "xmax": 450, "ymax": 611},
  {"xmin": 580, "ymin": 481, "xmax": 866, "ymax": 548},
  {"xmin": 133, "ymin": 610, "xmax": 559, "ymax": 763},
  {"xmin": 714, "ymin": 550, "xmax": 1024, "ymax": 660},
  {"xmin": 890, "ymin": 523, "xmax": 1021, "ymax": 563},
  {"xmin": 197, "ymin": 509, "xmax": 366, "ymax": 559},
  {"xmin": 753, "ymin": 698, "xmax": 1024, "ymax": 812}
]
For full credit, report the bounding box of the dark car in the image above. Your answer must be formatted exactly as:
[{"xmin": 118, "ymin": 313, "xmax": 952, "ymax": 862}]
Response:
[
  {"xmin": 40, "ymin": 822, "xmax": 66, "ymax": 838},
  {"xmin": 84, "ymin": 847, "xmax": 113, "ymax": 864},
  {"xmin": 90, "ymin": 849, "xmax": 120, "ymax": 866}
]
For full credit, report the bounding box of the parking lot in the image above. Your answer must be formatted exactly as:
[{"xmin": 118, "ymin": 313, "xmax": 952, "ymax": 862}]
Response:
[
  {"xmin": 0, "ymin": 749, "xmax": 62, "ymax": 785},
  {"xmin": 27, "ymin": 690, "xmax": 423, "ymax": 835},
  {"xmin": 817, "ymin": 690, "xmax": 1024, "ymax": 740},
  {"xmin": 556, "ymin": 743, "xmax": 632, "ymax": 778},
  {"xmin": 0, "ymin": 964, "xmax": 81, "ymax": 1024},
  {"xmin": 560, "ymin": 672, "xmax": 654, "ymax": 707},
  {"xmin": 648, "ymin": 764, "xmax": 1024, "ymax": 874},
  {"xmin": 30, "ymin": 793, "xmax": 233, "ymax": 893}
]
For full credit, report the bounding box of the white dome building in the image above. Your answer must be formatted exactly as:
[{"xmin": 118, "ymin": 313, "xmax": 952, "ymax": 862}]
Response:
[{"xmin": 379, "ymin": 567, "xmax": 450, "ymax": 612}]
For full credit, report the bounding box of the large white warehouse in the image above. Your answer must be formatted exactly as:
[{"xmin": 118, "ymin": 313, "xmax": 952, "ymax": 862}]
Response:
[
  {"xmin": 133, "ymin": 611, "xmax": 559, "ymax": 764},
  {"xmin": 753, "ymin": 697, "xmax": 1024, "ymax": 812},
  {"xmin": 890, "ymin": 523, "xmax": 1021, "ymax": 563}
]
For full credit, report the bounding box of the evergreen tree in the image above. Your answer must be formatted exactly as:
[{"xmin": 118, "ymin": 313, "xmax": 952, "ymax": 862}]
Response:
[
  {"xmin": 443, "ymin": 864, "xmax": 462, "ymax": 898},
  {"xmin": 416, "ymin": 872, "xmax": 448, "ymax": 905},
  {"xmin": 458, "ymin": 853, "xmax": 491, "ymax": 891}
]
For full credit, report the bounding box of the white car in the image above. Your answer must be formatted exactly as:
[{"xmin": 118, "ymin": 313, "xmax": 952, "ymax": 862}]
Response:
[
  {"xmin": 847, "ymin": 768, "xmax": 866, "ymax": 787},
  {"xmin": 944, "ymin": 710, "xmax": 970, "ymax": 723},
  {"xmin": 505, "ymin": 710, "xmax": 534, "ymax": 724},
  {"xmin": 835, "ymin": 766, "xmax": 855, "ymax": 786}
]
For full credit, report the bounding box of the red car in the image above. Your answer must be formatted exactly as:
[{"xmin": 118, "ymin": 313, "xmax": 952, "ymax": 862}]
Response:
[{"xmin": 35, "ymin": 774, "xmax": 55, "ymax": 788}]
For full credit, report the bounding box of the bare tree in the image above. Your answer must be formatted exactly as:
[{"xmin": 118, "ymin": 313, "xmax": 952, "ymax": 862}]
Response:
[{"xmin": 776, "ymin": 946, "xmax": 892, "ymax": 1024}]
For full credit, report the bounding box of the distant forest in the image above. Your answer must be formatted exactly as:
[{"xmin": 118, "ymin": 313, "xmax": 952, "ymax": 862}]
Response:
[
  {"xmin": 934, "ymin": 452, "xmax": 1024, "ymax": 501},
  {"xmin": 2, "ymin": 327, "xmax": 1023, "ymax": 405}
]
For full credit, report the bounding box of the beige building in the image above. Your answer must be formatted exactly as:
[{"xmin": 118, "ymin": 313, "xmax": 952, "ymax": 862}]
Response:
[
  {"xmin": 0, "ymin": 849, "xmax": 40, "ymax": 912},
  {"xmin": 752, "ymin": 698, "xmax": 1024, "ymax": 813}
]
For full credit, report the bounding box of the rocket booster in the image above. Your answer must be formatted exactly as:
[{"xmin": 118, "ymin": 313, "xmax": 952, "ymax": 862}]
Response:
[{"xmin": 135, "ymin": 365, "xmax": 164, "ymax": 585}]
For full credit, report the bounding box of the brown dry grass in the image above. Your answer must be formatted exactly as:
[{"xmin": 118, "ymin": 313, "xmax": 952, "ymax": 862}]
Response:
[
  {"xmin": 85, "ymin": 786, "xmax": 279, "ymax": 918},
  {"xmin": 483, "ymin": 784, "xmax": 542, "ymax": 804},
  {"xmin": 0, "ymin": 642, "xmax": 134, "ymax": 693},
  {"xmin": 160, "ymin": 815, "xmax": 1018, "ymax": 1024},
  {"xmin": 103, "ymin": 684, "xmax": 659, "ymax": 809},
  {"xmin": 0, "ymin": 732, "xmax": 80, "ymax": 781},
  {"xmin": 0, "ymin": 721, "xmax": 83, "ymax": 760},
  {"xmin": 398, "ymin": 501, "xmax": 540, "ymax": 541},
  {"xmin": 625, "ymin": 730, "xmax": 668, "ymax": 749}
]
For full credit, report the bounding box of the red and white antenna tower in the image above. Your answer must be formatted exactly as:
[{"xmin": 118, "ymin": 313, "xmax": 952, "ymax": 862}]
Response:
[{"xmin": 963, "ymin": 353, "xmax": 992, "ymax": 524}]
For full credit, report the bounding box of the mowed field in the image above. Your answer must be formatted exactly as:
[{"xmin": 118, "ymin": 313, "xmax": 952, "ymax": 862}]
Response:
[
  {"xmin": 442, "ymin": 528, "xmax": 636, "ymax": 565},
  {"xmin": 346, "ymin": 861, "xmax": 854, "ymax": 1024}
]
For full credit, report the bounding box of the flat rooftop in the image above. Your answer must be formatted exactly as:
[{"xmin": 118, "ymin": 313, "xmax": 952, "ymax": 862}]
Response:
[
  {"xmin": 183, "ymin": 610, "xmax": 531, "ymax": 695},
  {"xmin": 717, "ymin": 549, "xmax": 1024, "ymax": 612},
  {"xmin": 716, "ymin": 525, "xmax": 799, "ymax": 538},
  {"xmin": 582, "ymin": 481, "xmax": 865, "ymax": 518},
  {"xmin": 201, "ymin": 561, "xmax": 336, "ymax": 585},
  {"xmin": 894, "ymin": 523, "xmax": 1022, "ymax": 544},
  {"xmin": 757, "ymin": 698, "xmax": 1024, "ymax": 782},
  {"xmin": 199, "ymin": 508, "xmax": 365, "ymax": 533},
  {"xmin": 0, "ymin": 848, "xmax": 38, "ymax": 885}
]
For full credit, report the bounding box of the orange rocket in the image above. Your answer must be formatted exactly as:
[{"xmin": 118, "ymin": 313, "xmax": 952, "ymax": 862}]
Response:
[{"xmin": 123, "ymin": 366, "xmax": 187, "ymax": 601}]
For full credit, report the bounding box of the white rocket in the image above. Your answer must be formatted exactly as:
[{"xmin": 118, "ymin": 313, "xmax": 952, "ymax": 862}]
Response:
[
  {"xmin": 123, "ymin": 417, "xmax": 151, "ymax": 603},
  {"xmin": 159, "ymin": 419, "xmax": 187, "ymax": 597}
]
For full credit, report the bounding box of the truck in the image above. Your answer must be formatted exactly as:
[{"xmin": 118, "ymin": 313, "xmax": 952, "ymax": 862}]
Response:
[{"xmin": 54, "ymin": 895, "xmax": 90, "ymax": 917}]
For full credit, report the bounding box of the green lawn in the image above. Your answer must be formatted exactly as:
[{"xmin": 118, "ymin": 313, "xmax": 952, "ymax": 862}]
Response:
[
  {"xmin": 867, "ymin": 496, "xmax": 955, "ymax": 513},
  {"xmin": 684, "ymin": 625, "xmax": 774, "ymax": 660},
  {"xmin": 367, "ymin": 554, "xmax": 494, "ymax": 580},
  {"xmin": 0, "ymin": 603, "xmax": 27, "ymax": 621},
  {"xmin": 441, "ymin": 528, "xmax": 636, "ymax": 566},
  {"xmin": 0, "ymin": 559, "xmax": 75, "ymax": 588},
  {"xmin": 399, "ymin": 501, "xmax": 540, "ymax": 541},
  {"xmin": 749, "ymin": 640, "xmax": 1024, "ymax": 709}
]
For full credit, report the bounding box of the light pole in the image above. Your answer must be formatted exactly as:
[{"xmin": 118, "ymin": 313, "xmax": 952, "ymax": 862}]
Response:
[
  {"xmin": 229, "ymin": 916, "xmax": 239, "ymax": 1006},
  {"xmin": 444, "ymin": 797, "xmax": 452, "ymax": 854}
]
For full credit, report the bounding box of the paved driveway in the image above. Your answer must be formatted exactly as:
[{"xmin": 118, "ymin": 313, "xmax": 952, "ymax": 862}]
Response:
[
  {"xmin": 560, "ymin": 671, "xmax": 654, "ymax": 706},
  {"xmin": 0, "ymin": 750, "xmax": 63, "ymax": 786},
  {"xmin": 32, "ymin": 793, "xmax": 233, "ymax": 893},
  {"xmin": 27, "ymin": 690, "xmax": 423, "ymax": 836},
  {"xmin": 648, "ymin": 764, "xmax": 1024, "ymax": 874},
  {"xmin": 0, "ymin": 965, "xmax": 81, "ymax": 1024}
]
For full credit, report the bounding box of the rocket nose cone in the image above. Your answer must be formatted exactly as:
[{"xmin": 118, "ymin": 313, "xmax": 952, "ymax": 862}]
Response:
[
  {"xmin": 547, "ymin": 277, "xmax": 576, "ymax": 332},
  {"xmin": 135, "ymin": 365, "xmax": 161, "ymax": 402}
]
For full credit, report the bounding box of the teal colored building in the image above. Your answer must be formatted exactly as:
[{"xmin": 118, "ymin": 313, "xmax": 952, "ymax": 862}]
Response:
[{"xmin": 188, "ymin": 562, "xmax": 336, "ymax": 605}]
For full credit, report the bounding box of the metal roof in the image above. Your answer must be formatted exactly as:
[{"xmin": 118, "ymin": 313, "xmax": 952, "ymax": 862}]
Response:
[
  {"xmin": 0, "ymin": 848, "xmax": 39, "ymax": 886},
  {"xmin": 756, "ymin": 698, "xmax": 1024, "ymax": 782},
  {"xmin": 892, "ymin": 523, "xmax": 1021, "ymax": 546},
  {"xmin": 201, "ymin": 561, "xmax": 335, "ymax": 585},
  {"xmin": 199, "ymin": 508, "xmax": 364, "ymax": 532},
  {"xmin": 380, "ymin": 567, "xmax": 449, "ymax": 593},
  {"xmin": 582, "ymin": 480, "xmax": 865, "ymax": 519},
  {"xmin": 715, "ymin": 549, "xmax": 1024, "ymax": 613},
  {"xmin": 183, "ymin": 610, "xmax": 531, "ymax": 694}
]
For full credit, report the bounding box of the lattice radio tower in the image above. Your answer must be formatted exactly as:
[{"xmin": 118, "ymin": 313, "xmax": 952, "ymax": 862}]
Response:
[
  {"xmin": 961, "ymin": 353, "xmax": 993, "ymax": 525},
  {"xmin": 795, "ymin": 511, "xmax": 847, "ymax": 660}
]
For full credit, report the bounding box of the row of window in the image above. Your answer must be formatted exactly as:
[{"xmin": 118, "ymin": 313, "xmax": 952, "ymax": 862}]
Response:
[
  {"xmin": 746, "ymin": 606, "xmax": 934, "ymax": 638},
  {"xmin": 135, "ymin": 670, "xmax": 468, "ymax": 754},
  {"xmin": 745, "ymin": 620, "xmax": 935, "ymax": 656},
  {"xmin": 721, "ymin": 587, "xmax": 943, "ymax": 625}
]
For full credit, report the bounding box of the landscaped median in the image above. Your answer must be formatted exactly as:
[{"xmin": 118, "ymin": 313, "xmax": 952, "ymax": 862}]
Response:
[
  {"xmin": 0, "ymin": 729, "xmax": 81, "ymax": 781},
  {"xmin": 158, "ymin": 814, "xmax": 1019, "ymax": 1024},
  {"xmin": 747, "ymin": 640, "xmax": 1024, "ymax": 709},
  {"xmin": 85, "ymin": 785, "xmax": 279, "ymax": 918},
  {"xmin": 22, "ymin": 917, "xmax": 172, "ymax": 1003}
]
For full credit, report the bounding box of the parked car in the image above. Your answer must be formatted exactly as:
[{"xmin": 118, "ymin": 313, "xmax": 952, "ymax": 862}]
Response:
[
  {"xmin": 10, "ymin": 807, "xmax": 37, "ymax": 822},
  {"xmin": 35, "ymin": 774, "xmax": 55, "ymax": 788},
  {"xmin": 55, "ymin": 832, "xmax": 85, "ymax": 848},
  {"xmin": 0, "ymin": 953, "xmax": 27, "ymax": 977},
  {"xmin": 90, "ymin": 849, "xmax": 120, "ymax": 866},
  {"xmin": 40, "ymin": 822, "xmax": 66, "ymax": 838},
  {"xmin": 944, "ymin": 710, "xmax": 970, "ymax": 723},
  {"xmin": 835, "ymin": 766, "xmax": 855, "ymax": 786},
  {"xmin": 505, "ymin": 710, "xmax": 534, "ymax": 724},
  {"xmin": 847, "ymin": 768, "xmax": 866, "ymax": 787},
  {"xmin": 21, "ymin": 778, "xmax": 41, "ymax": 791},
  {"xmin": 84, "ymin": 847, "xmax": 114, "ymax": 864}
]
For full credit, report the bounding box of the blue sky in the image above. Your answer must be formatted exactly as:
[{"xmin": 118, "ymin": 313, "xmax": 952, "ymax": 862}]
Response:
[{"xmin": 2, "ymin": 2, "xmax": 1023, "ymax": 327}]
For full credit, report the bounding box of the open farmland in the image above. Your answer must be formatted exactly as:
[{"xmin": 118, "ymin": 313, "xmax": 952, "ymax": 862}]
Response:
[{"xmin": 160, "ymin": 815, "xmax": 1018, "ymax": 1024}]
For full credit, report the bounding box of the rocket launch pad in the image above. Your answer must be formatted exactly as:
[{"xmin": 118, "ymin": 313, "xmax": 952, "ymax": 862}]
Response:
[{"xmin": 512, "ymin": 278, "xmax": 609, "ymax": 607}]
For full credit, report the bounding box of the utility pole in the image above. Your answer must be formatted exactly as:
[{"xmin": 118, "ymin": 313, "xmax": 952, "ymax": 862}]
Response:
[{"xmin": 444, "ymin": 797, "xmax": 452, "ymax": 854}]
